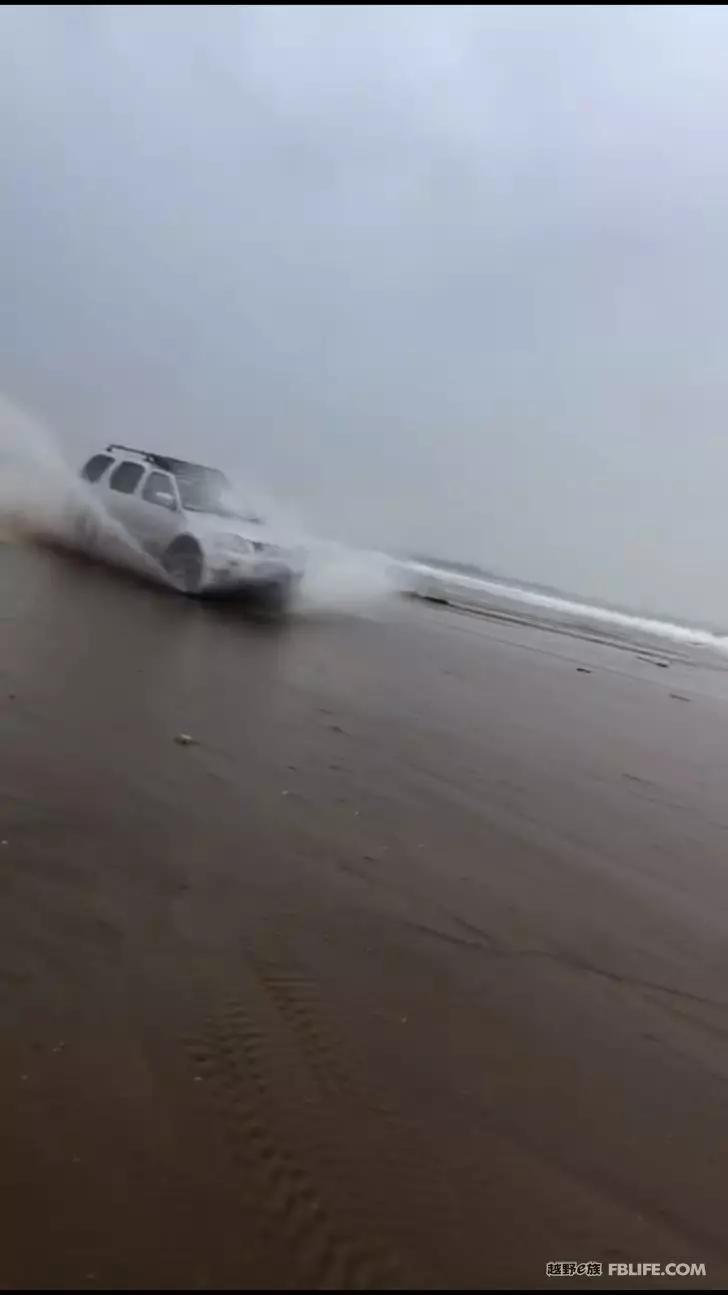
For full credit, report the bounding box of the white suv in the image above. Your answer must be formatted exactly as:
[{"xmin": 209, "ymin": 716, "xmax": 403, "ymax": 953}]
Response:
[{"xmin": 77, "ymin": 445, "xmax": 305, "ymax": 604}]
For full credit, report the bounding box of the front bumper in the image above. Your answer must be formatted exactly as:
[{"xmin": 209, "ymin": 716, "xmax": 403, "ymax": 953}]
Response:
[{"xmin": 204, "ymin": 551, "xmax": 302, "ymax": 593}]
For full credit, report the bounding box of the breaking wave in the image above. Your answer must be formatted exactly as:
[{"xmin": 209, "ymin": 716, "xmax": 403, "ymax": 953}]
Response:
[{"xmin": 407, "ymin": 563, "xmax": 728, "ymax": 654}]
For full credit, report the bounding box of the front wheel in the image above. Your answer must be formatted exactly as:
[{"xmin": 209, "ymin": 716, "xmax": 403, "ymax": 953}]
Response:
[{"xmin": 163, "ymin": 539, "xmax": 204, "ymax": 595}]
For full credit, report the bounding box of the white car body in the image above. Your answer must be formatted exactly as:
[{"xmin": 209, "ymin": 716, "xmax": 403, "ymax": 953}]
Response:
[{"xmin": 76, "ymin": 445, "xmax": 305, "ymax": 601}]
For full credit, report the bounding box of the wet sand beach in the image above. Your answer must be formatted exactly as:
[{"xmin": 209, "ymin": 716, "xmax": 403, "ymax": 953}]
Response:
[{"xmin": 2, "ymin": 542, "xmax": 728, "ymax": 1289}]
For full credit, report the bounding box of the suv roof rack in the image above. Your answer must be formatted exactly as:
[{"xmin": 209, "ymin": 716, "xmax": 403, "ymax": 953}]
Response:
[
  {"xmin": 105, "ymin": 445, "xmax": 224, "ymax": 481},
  {"xmin": 106, "ymin": 444, "xmax": 175, "ymax": 471}
]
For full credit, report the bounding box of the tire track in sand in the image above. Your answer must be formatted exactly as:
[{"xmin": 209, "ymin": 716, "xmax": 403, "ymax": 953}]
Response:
[
  {"xmin": 253, "ymin": 962, "xmax": 421, "ymax": 1286},
  {"xmin": 185, "ymin": 977, "xmax": 404, "ymax": 1290}
]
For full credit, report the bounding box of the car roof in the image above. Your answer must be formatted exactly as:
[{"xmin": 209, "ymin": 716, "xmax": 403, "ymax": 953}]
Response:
[{"xmin": 103, "ymin": 445, "xmax": 225, "ymax": 480}]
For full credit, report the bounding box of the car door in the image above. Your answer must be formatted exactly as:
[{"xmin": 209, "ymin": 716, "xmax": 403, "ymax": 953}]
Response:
[
  {"xmin": 135, "ymin": 468, "xmax": 182, "ymax": 557},
  {"xmin": 105, "ymin": 459, "xmax": 147, "ymax": 541}
]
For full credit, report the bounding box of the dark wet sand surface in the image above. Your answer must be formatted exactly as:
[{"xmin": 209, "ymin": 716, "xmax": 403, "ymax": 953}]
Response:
[{"xmin": 2, "ymin": 543, "xmax": 728, "ymax": 1289}]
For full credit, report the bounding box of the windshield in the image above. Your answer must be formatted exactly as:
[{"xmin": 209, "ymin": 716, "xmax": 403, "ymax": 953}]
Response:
[{"xmin": 176, "ymin": 466, "xmax": 262, "ymax": 522}]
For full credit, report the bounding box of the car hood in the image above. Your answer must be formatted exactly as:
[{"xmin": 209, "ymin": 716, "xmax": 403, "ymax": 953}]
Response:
[{"xmin": 183, "ymin": 511, "xmax": 300, "ymax": 551}]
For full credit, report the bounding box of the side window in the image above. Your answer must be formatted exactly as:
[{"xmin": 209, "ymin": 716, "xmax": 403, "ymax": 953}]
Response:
[
  {"xmin": 142, "ymin": 471, "xmax": 178, "ymax": 510},
  {"xmin": 81, "ymin": 454, "xmax": 113, "ymax": 483},
  {"xmin": 109, "ymin": 461, "xmax": 144, "ymax": 495}
]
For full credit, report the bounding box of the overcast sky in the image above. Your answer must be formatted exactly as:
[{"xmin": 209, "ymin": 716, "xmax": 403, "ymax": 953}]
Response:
[{"xmin": 3, "ymin": 5, "xmax": 728, "ymax": 618}]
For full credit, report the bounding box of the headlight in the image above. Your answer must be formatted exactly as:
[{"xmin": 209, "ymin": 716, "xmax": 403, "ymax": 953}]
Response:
[{"xmin": 211, "ymin": 533, "xmax": 253, "ymax": 554}]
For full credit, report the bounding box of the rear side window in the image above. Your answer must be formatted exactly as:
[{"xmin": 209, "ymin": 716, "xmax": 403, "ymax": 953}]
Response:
[
  {"xmin": 81, "ymin": 454, "xmax": 113, "ymax": 483},
  {"xmin": 109, "ymin": 461, "xmax": 144, "ymax": 495}
]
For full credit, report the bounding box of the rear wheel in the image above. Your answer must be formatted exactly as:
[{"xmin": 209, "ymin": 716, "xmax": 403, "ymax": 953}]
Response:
[{"xmin": 163, "ymin": 538, "xmax": 204, "ymax": 595}]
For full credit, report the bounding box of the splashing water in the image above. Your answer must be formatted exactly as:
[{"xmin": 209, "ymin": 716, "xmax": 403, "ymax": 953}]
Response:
[
  {"xmin": 295, "ymin": 542, "xmax": 401, "ymax": 615},
  {"xmin": 0, "ymin": 397, "xmax": 166, "ymax": 582},
  {"xmin": 0, "ymin": 399, "xmax": 73, "ymax": 542}
]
